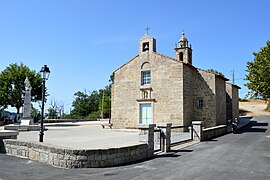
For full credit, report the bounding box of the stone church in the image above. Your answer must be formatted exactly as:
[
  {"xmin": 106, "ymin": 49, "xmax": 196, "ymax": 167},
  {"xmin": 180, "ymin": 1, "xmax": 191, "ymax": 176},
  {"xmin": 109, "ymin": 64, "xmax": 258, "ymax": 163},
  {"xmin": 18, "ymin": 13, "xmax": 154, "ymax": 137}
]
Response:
[{"xmin": 111, "ymin": 33, "xmax": 240, "ymax": 129}]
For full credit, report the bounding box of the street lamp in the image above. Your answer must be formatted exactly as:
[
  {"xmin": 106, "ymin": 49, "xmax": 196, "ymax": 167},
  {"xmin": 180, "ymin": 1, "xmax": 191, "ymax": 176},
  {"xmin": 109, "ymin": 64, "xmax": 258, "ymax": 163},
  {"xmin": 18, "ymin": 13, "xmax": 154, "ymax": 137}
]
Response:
[{"xmin": 39, "ymin": 65, "xmax": 50, "ymax": 142}]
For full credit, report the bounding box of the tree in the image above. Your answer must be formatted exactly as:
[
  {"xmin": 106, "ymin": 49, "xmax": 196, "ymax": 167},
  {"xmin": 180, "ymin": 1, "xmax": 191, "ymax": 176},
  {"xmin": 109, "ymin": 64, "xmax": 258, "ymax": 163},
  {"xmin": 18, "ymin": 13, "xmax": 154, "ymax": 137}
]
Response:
[
  {"xmin": 0, "ymin": 87, "xmax": 8, "ymax": 111},
  {"xmin": 31, "ymin": 105, "xmax": 40, "ymax": 123},
  {"xmin": 71, "ymin": 90, "xmax": 94, "ymax": 118},
  {"xmin": 70, "ymin": 85, "xmax": 112, "ymax": 119},
  {"xmin": 46, "ymin": 98, "xmax": 59, "ymax": 119},
  {"xmin": 0, "ymin": 63, "xmax": 42, "ymax": 115},
  {"xmin": 98, "ymin": 85, "xmax": 111, "ymax": 118},
  {"xmin": 245, "ymin": 40, "xmax": 270, "ymax": 110}
]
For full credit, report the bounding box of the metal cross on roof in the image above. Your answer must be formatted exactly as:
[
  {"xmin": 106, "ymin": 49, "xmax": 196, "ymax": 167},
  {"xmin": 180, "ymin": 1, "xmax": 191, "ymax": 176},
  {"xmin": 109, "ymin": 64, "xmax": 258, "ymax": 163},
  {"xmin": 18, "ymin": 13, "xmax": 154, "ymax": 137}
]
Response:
[{"xmin": 145, "ymin": 26, "xmax": 150, "ymax": 35}]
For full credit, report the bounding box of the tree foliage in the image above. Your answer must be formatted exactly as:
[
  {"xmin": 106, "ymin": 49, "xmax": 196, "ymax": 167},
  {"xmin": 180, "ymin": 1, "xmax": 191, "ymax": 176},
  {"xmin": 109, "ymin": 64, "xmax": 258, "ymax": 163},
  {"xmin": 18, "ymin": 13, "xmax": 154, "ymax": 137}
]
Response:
[
  {"xmin": 31, "ymin": 105, "xmax": 40, "ymax": 123},
  {"xmin": 98, "ymin": 86, "xmax": 111, "ymax": 118},
  {"xmin": 245, "ymin": 41, "xmax": 270, "ymax": 110},
  {"xmin": 245, "ymin": 41, "xmax": 270, "ymax": 99},
  {"xmin": 0, "ymin": 63, "xmax": 42, "ymax": 114},
  {"xmin": 0, "ymin": 88, "xmax": 8, "ymax": 111},
  {"xmin": 46, "ymin": 98, "xmax": 59, "ymax": 119},
  {"xmin": 71, "ymin": 85, "xmax": 111, "ymax": 118}
]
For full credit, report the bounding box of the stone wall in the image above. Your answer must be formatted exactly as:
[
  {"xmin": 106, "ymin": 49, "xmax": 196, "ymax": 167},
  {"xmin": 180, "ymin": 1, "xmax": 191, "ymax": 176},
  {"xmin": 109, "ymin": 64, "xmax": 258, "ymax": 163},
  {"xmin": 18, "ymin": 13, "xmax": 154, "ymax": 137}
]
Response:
[
  {"xmin": 193, "ymin": 69, "xmax": 216, "ymax": 128},
  {"xmin": 232, "ymin": 85, "xmax": 240, "ymax": 119},
  {"xmin": 152, "ymin": 54, "xmax": 184, "ymax": 126},
  {"xmin": 111, "ymin": 55, "xmax": 140, "ymax": 129},
  {"xmin": 182, "ymin": 64, "xmax": 194, "ymax": 127},
  {"xmin": 202, "ymin": 125, "xmax": 227, "ymax": 141},
  {"xmin": 226, "ymin": 83, "xmax": 240, "ymax": 121},
  {"xmin": 0, "ymin": 140, "xmax": 148, "ymax": 168},
  {"xmin": 226, "ymin": 83, "xmax": 233, "ymax": 120},
  {"xmin": 215, "ymin": 76, "xmax": 227, "ymax": 125},
  {"xmin": 112, "ymin": 52, "xmax": 185, "ymax": 128}
]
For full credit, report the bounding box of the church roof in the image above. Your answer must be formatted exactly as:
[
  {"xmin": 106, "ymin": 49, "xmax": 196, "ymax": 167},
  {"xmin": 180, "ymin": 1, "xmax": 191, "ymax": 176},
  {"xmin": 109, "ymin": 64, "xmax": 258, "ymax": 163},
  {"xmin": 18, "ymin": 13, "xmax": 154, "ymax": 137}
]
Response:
[
  {"xmin": 113, "ymin": 55, "xmax": 139, "ymax": 73},
  {"xmin": 113, "ymin": 33, "xmax": 231, "ymax": 83},
  {"xmin": 226, "ymin": 82, "xmax": 241, "ymax": 89},
  {"xmin": 196, "ymin": 67, "xmax": 230, "ymax": 81},
  {"xmin": 113, "ymin": 52, "xmax": 196, "ymax": 73}
]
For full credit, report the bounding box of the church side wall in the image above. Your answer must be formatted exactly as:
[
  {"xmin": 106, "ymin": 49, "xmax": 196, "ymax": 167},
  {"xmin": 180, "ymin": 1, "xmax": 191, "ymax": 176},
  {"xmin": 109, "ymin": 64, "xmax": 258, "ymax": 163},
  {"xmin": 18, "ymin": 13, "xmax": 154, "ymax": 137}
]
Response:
[
  {"xmin": 193, "ymin": 70, "xmax": 216, "ymax": 128},
  {"xmin": 215, "ymin": 77, "xmax": 227, "ymax": 125}
]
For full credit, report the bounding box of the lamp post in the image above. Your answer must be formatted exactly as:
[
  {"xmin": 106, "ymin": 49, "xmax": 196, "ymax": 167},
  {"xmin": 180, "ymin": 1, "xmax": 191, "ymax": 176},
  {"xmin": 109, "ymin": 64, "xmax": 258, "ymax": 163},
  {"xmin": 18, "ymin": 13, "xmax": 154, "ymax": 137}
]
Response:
[{"xmin": 39, "ymin": 65, "xmax": 50, "ymax": 142}]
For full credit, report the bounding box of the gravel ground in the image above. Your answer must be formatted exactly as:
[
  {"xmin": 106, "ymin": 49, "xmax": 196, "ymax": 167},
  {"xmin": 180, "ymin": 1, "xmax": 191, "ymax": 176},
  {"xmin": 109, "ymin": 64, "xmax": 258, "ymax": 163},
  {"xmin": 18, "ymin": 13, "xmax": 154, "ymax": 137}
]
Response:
[{"xmin": 239, "ymin": 100, "xmax": 270, "ymax": 116}]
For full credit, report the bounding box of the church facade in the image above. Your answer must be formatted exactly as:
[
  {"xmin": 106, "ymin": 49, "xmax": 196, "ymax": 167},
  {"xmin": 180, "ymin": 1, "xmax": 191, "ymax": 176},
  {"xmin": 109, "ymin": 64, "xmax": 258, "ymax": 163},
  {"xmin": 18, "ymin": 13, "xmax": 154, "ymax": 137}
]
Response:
[{"xmin": 111, "ymin": 33, "xmax": 240, "ymax": 129}]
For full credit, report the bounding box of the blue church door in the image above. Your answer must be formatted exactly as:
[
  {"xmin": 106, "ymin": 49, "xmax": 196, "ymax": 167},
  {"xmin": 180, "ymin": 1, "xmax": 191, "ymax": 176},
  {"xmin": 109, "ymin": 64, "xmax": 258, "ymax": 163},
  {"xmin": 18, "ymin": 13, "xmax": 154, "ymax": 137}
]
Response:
[{"xmin": 140, "ymin": 103, "xmax": 152, "ymax": 124}]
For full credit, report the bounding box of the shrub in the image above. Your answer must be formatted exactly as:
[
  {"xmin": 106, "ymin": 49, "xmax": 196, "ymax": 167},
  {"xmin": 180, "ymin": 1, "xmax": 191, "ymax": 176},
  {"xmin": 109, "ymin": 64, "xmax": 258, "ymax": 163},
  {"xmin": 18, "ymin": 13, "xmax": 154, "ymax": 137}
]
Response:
[
  {"xmin": 88, "ymin": 111, "xmax": 100, "ymax": 119},
  {"xmin": 239, "ymin": 98, "xmax": 250, "ymax": 102},
  {"xmin": 265, "ymin": 101, "xmax": 270, "ymax": 112}
]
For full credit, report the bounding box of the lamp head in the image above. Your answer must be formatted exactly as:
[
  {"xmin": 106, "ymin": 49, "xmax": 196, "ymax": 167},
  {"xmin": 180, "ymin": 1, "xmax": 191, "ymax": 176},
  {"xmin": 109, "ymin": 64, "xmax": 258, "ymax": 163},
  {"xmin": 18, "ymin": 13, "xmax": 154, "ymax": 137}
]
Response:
[{"xmin": 40, "ymin": 65, "xmax": 50, "ymax": 80}]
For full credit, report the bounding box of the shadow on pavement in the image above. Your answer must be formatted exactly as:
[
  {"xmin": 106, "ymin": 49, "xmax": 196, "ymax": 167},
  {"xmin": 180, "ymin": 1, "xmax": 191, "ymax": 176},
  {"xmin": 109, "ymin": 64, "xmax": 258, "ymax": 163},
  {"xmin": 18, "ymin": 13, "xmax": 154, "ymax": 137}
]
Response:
[
  {"xmin": 170, "ymin": 149, "xmax": 193, "ymax": 153},
  {"xmin": 205, "ymin": 139, "xmax": 218, "ymax": 142},
  {"xmin": 155, "ymin": 153, "xmax": 181, "ymax": 158},
  {"xmin": 237, "ymin": 120, "xmax": 268, "ymax": 134},
  {"xmin": 153, "ymin": 149, "xmax": 193, "ymax": 159},
  {"xmin": 0, "ymin": 140, "xmax": 6, "ymax": 153},
  {"xmin": 45, "ymin": 124, "xmax": 80, "ymax": 127}
]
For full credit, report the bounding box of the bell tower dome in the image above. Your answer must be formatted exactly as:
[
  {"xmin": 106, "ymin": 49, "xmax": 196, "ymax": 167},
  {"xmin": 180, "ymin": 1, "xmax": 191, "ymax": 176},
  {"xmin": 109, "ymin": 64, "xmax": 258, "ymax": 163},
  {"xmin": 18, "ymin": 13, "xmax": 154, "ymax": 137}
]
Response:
[{"xmin": 174, "ymin": 32, "xmax": 192, "ymax": 64}]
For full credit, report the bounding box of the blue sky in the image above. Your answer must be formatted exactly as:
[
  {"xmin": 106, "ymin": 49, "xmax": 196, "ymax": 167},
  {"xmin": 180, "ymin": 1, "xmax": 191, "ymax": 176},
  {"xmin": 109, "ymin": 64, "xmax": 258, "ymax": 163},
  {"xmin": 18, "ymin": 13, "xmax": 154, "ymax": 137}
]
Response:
[{"xmin": 1, "ymin": 0, "xmax": 270, "ymax": 113}]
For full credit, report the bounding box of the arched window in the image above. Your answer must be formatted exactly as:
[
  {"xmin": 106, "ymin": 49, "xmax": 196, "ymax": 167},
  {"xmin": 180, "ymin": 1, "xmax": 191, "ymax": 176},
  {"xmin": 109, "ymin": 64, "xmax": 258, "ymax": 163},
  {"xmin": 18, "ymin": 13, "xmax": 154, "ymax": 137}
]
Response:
[{"xmin": 141, "ymin": 62, "xmax": 151, "ymax": 86}]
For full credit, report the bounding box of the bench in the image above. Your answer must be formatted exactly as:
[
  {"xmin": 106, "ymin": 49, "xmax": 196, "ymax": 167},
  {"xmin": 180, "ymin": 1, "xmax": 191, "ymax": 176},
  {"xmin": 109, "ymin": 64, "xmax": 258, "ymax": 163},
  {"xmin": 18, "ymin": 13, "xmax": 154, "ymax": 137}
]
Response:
[
  {"xmin": 99, "ymin": 118, "xmax": 112, "ymax": 129},
  {"xmin": 101, "ymin": 123, "xmax": 113, "ymax": 129}
]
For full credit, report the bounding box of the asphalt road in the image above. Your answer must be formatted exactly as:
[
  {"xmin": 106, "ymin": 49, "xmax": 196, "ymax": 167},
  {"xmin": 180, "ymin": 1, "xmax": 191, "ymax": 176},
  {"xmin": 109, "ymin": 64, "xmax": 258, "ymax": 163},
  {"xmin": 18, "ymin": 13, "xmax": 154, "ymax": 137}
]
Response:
[{"xmin": 0, "ymin": 116, "xmax": 269, "ymax": 180}]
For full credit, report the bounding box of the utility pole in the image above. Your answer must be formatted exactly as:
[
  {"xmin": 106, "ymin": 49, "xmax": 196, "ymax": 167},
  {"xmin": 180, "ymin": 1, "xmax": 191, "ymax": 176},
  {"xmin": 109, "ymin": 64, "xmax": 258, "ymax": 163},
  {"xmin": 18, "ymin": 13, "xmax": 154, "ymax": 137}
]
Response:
[{"xmin": 101, "ymin": 90, "xmax": 104, "ymax": 119}]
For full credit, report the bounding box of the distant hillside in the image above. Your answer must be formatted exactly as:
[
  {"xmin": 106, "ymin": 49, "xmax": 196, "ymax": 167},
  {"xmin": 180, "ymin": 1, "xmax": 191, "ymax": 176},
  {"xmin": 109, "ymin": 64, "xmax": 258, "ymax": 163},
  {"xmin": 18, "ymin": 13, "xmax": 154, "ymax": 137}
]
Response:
[
  {"xmin": 239, "ymin": 99, "xmax": 270, "ymax": 116},
  {"xmin": 0, "ymin": 110, "xmax": 17, "ymax": 117}
]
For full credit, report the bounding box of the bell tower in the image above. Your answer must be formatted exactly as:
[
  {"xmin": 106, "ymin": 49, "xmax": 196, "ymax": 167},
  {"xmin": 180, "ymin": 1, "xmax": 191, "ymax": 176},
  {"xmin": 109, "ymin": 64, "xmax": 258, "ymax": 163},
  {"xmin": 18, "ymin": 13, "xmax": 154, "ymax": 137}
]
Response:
[
  {"xmin": 174, "ymin": 32, "xmax": 192, "ymax": 64},
  {"xmin": 139, "ymin": 34, "xmax": 156, "ymax": 54}
]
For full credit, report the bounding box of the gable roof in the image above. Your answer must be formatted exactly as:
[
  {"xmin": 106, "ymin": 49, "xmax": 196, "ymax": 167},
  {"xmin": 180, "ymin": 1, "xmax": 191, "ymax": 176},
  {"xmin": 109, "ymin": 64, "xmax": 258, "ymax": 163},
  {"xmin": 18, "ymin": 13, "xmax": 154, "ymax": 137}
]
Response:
[
  {"xmin": 113, "ymin": 52, "xmax": 230, "ymax": 82},
  {"xmin": 196, "ymin": 67, "xmax": 229, "ymax": 81},
  {"xmin": 226, "ymin": 82, "xmax": 241, "ymax": 89},
  {"xmin": 113, "ymin": 52, "xmax": 194, "ymax": 73},
  {"xmin": 113, "ymin": 55, "xmax": 139, "ymax": 73}
]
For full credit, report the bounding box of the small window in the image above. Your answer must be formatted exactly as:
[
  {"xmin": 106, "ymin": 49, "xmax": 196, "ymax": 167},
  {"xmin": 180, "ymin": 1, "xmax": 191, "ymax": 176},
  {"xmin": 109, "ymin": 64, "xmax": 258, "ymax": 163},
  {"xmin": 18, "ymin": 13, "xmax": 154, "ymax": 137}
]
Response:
[
  {"xmin": 197, "ymin": 99, "xmax": 204, "ymax": 109},
  {"xmin": 141, "ymin": 71, "xmax": 151, "ymax": 85}
]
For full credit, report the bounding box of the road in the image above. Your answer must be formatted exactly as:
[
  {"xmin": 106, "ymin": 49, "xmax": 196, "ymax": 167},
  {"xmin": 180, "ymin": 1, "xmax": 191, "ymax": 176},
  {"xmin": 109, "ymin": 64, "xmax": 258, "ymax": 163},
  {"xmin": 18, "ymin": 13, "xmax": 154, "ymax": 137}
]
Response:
[{"xmin": 0, "ymin": 116, "xmax": 269, "ymax": 180}]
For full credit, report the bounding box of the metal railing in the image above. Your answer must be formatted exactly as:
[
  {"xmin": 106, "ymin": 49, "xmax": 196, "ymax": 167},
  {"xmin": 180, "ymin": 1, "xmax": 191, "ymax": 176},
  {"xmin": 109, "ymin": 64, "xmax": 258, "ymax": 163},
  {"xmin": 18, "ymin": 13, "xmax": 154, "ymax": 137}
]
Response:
[{"xmin": 154, "ymin": 128, "xmax": 164, "ymax": 152}]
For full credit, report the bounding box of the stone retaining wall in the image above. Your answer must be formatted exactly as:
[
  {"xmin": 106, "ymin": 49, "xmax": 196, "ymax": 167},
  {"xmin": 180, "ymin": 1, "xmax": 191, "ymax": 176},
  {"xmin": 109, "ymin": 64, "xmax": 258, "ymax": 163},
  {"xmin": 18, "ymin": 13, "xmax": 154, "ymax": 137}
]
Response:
[
  {"xmin": 0, "ymin": 140, "xmax": 148, "ymax": 168},
  {"xmin": 202, "ymin": 125, "xmax": 227, "ymax": 141}
]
